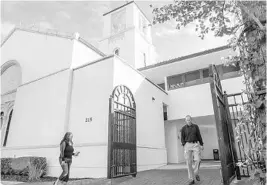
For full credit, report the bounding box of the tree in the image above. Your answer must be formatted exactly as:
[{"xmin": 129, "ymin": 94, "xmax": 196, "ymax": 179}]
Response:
[{"xmin": 151, "ymin": 1, "xmax": 266, "ymax": 184}]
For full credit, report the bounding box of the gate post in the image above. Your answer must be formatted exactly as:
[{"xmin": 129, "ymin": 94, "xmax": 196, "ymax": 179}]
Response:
[
  {"xmin": 224, "ymin": 91, "xmax": 241, "ymax": 180},
  {"xmin": 107, "ymin": 96, "xmax": 114, "ymax": 179}
]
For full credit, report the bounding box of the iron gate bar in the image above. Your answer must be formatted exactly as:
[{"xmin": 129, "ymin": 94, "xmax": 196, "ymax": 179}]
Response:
[
  {"xmin": 224, "ymin": 92, "xmax": 241, "ymax": 180},
  {"xmin": 226, "ymin": 92, "xmax": 260, "ymax": 177},
  {"xmin": 114, "ymin": 101, "xmax": 136, "ymax": 110},
  {"xmin": 114, "ymin": 109, "xmax": 135, "ymax": 118},
  {"xmin": 209, "ymin": 64, "xmax": 241, "ymax": 184}
]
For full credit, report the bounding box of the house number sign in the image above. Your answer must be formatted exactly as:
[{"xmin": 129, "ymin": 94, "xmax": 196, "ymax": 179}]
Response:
[{"xmin": 85, "ymin": 117, "xmax": 92, "ymax": 122}]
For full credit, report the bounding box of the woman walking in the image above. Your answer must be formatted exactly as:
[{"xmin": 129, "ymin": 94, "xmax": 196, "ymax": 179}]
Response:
[{"xmin": 54, "ymin": 132, "xmax": 80, "ymax": 185}]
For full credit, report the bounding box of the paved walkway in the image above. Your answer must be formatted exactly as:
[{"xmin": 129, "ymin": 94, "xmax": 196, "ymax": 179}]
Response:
[{"xmin": 0, "ymin": 162, "xmax": 253, "ymax": 185}]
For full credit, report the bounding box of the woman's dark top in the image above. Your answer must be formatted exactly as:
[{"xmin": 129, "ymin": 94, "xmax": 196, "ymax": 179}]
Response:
[{"xmin": 60, "ymin": 141, "xmax": 74, "ymax": 160}]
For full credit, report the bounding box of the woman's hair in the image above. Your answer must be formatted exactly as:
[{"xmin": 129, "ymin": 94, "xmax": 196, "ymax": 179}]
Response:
[{"xmin": 60, "ymin": 132, "xmax": 73, "ymax": 144}]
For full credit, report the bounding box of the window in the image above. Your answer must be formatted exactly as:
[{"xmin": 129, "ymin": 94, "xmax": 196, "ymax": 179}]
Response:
[
  {"xmin": 166, "ymin": 64, "xmax": 240, "ymax": 91},
  {"xmin": 3, "ymin": 110, "xmax": 13, "ymax": 147},
  {"xmin": 222, "ymin": 63, "xmax": 240, "ymax": 74},
  {"xmin": 203, "ymin": 68, "xmax": 209, "ymax": 78},
  {"xmin": 168, "ymin": 74, "xmax": 184, "ymax": 90},
  {"xmin": 114, "ymin": 48, "xmax": 120, "ymax": 56},
  {"xmin": 185, "ymin": 70, "xmax": 200, "ymax": 82},
  {"xmin": 0, "ymin": 112, "xmax": 3, "ymax": 129},
  {"xmin": 163, "ymin": 104, "xmax": 168, "ymax": 121},
  {"xmin": 158, "ymin": 83, "xmax": 165, "ymax": 90}
]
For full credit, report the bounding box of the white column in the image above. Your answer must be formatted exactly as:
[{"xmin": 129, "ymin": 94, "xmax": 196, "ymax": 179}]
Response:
[{"xmin": 164, "ymin": 76, "xmax": 168, "ymax": 91}]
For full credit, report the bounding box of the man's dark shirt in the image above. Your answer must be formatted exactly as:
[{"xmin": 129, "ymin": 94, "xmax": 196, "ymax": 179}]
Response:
[{"xmin": 181, "ymin": 123, "xmax": 203, "ymax": 146}]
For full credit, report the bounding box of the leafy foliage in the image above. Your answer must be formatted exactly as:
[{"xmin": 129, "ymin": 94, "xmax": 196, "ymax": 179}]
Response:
[
  {"xmin": 151, "ymin": 1, "xmax": 266, "ymax": 184},
  {"xmin": 1, "ymin": 157, "xmax": 47, "ymax": 181}
]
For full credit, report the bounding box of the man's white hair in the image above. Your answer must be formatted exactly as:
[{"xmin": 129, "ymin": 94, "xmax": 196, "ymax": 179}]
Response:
[{"xmin": 185, "ymin": 115, "xmax": 192, "ymax": 119}]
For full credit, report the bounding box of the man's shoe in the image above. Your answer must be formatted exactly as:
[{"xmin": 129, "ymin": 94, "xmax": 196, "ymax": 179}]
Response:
[
  {"xmin": 188, "ymin": 180, "xmax": 195, "ymax": 185},
  {"xmin": 195, "ymin": 175, "xmax": 200, "ymax": 181}
]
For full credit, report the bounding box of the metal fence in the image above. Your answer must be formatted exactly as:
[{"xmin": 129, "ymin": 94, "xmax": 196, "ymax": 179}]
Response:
[{"xmin": 227, "ymin": 92, "xmax": 256, "ymax": 177}]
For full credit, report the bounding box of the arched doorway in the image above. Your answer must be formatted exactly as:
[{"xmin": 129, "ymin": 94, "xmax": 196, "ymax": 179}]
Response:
[
  {"xmin": 107, "ymin": 85, "xmax": 137, "ymax": 178},
  {"xmin": 3, "ymin": 109, "xmax": 13, "ymax": 146},
  {"xmin": 1, "ymin": 60, "xmax": 21, "ymax": 147}
]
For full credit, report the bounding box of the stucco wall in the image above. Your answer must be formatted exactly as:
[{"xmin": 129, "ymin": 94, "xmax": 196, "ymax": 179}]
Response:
[
  {"xmin": 165, "ymin": 115, "xmax": 219, "ymax": 163},
  {"xmin": 1, "ymin": 69, "xmax": 70, "ymax": 147},
  {"xmin": 99, "ymin": 2, "xmax": 155, "ymax": 69},
  {"xmin": 70, "ymin": 40, "xmax": 103, "ymax": 69},
  {"xmin": 167, "ymin": 76, "xmax": 245, "ymax": 120},
  {"xmin": 164, "ymin": 122, "xmax": 179, "ymax": 163},
  {"xmin": 164, "ymin": 76, "xmax": 245, "ymax": 163},
  {"xmin": 113, "ymin": 56, "xmax": 168, "ymax": 171},
  {"xmin": 67, "ymin": 57, "xmax": 114, "ymax": 177},
  {"xmin": 99, "ymin": 4, "xmax": 137, "ymax": 68},
  {"xmin": 221, "ymin": 76, "xmax": 245, "ymax": 94},
  {"xmin": 99, "ymin": 30, "xmax": 136, "ymax": 68},
  {"xmin": 168, "ymin": 83, "xmax": 214, "ymax": 120},
  {"xmin": 1, "ymin": 30, "xmax": 73, "ymax": 85}
]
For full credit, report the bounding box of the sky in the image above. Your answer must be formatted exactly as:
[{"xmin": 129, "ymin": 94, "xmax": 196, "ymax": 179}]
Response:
[{"xmin": 1, "ymin": 1, "xmax": 230, "ymax": 63}]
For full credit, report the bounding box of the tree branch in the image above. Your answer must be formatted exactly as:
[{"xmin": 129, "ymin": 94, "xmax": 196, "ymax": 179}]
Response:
[
  {"xmin": 238, "ymin": 2, "xmax": 265, "ymax": 30},
  {"xmin": 221, "ymin": 0, "xmax": 226, "ymax": 25}
]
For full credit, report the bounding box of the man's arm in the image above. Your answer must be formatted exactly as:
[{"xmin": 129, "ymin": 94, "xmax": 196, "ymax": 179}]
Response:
[
  {"xmin": 196, "ymin": 125, "xmax": 204, "ymax": 146},
  {"xmin": 181, "ymin": 127, "xmax": 186, "ymax": 146}
]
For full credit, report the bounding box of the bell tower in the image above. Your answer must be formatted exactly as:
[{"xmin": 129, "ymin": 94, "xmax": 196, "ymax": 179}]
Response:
[{"xmin": 98, "ymin": 1, "xmax": 156, "ymax": 68}]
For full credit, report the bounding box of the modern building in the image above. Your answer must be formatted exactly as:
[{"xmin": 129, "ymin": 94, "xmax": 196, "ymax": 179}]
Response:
[{"xmin": 1, "ymin": 1, "xmax": 245, "ymax": 178}]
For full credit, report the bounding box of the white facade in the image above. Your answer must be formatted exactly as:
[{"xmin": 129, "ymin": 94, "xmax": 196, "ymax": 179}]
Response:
[
  {"xmin": 140, "ymin": 47, "xmax": 246, "ymax": 163},
  {"xmin": 1, "ymin": 1, "xmax": 246, "ymax": 179},
  {"xmin": 1, "ymin": 27, "xmax": 168, "ymax": 177}
]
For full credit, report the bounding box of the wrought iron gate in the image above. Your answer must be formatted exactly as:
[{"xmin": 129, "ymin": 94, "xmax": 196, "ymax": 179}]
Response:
[
  {"xmin": 107, "ymin": 85, "xmax": 137, "ymax": 179},
  {"xmin": 227, "ymin": 92, "xmax": 254, "ymax": 177},
  {"xmin": 209, "ymin": 65, "xmax": 240, "ymax": 184},
  {"xmin": 227, "ymin": 92, "xmax": 267, "ymax": 177}
]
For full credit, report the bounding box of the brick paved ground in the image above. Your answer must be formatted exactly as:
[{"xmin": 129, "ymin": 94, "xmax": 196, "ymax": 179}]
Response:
[
  {"xmin": 3, "ymin": 168, "xmax": 222, "ymax": 185},
  {"xmin": 2, "ymin": 162, "xmax": 254, "ymax": 185},
  {"xmin": 111, "ymin": 168, "xmax": 222, "ymax": 185}
]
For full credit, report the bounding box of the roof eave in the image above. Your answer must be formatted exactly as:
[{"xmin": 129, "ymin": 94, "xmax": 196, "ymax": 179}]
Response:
[
  {"xmin": 138, "ymin": 45, "xmax": 231, "ymax": 71},
  {"xmin": 1, "ymin": 26, "xmax": 106, "ymax": 57}
]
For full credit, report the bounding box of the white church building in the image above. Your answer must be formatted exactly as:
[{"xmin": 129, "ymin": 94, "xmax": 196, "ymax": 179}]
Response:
[{"xmin": 1, "ymin": 1, "xmax": 245, "ymax": 178}]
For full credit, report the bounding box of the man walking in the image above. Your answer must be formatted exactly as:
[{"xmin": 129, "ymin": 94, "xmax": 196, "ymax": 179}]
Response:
[{"xmin": 181, "ymin": 115, "xmax": 204, "ymax": 185}]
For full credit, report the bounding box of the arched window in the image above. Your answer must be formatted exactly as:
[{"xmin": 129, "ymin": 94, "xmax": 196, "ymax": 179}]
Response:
[
  {"xmin": 1, "ymin": 60, "xmax": 22, "ymax": 95},
  {"xmin": 3, "ymin": 109, "xmax": 13, "ymax": 147},
  {"xmin": 114, "ymin": 48, "xmax": 120, "ymax": 56},
  {"xmin": 0, "ymin": 111, "xmax": 4, "ymax": 129}
]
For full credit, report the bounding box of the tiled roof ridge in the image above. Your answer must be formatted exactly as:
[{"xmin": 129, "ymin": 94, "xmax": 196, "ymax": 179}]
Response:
[
  {"xmin": 1, "ymin": 26, "xmax": 106, "ymax": 57},
  {"xmin": 138, "ymin": 45, "xmax": 231, "ymax": 71}
]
